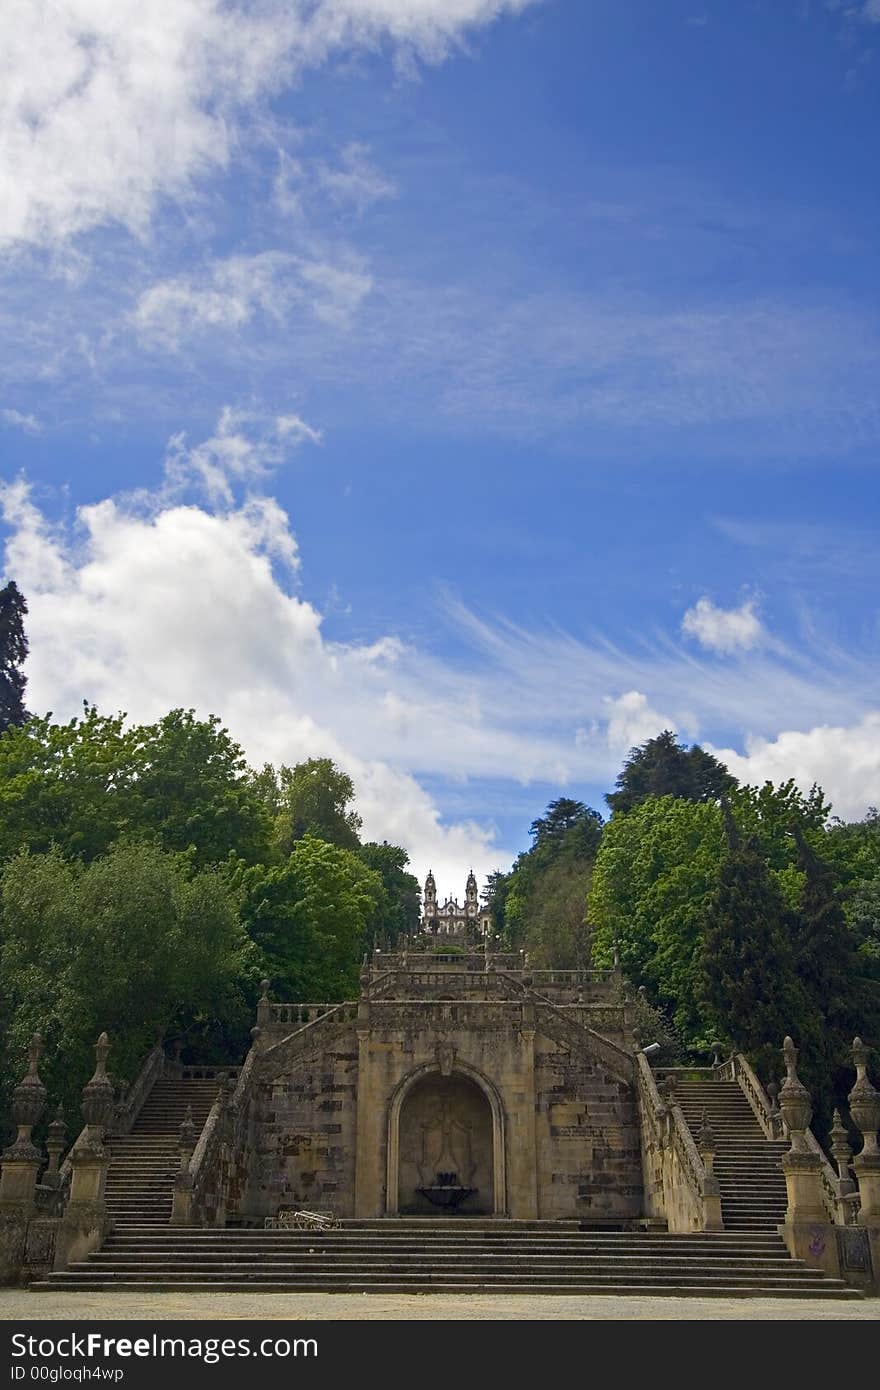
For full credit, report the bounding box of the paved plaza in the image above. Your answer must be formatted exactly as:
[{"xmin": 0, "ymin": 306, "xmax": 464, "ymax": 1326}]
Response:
[{"xmin": 2, "ymin": 1290, "xmax": 878, "ymax": 1321}]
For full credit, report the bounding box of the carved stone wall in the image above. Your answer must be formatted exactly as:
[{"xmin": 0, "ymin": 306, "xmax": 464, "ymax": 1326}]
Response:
[{"xmin": 242, "ymin": 994, "xmax": 642, "ymax": 1224}]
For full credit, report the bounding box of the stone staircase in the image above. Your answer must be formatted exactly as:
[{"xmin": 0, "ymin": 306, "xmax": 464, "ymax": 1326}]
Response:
[
  {"xmin": 673, "ymin": 1077, "xmax": 789, "ymax": 1231},
  {"xmin": 103, "ymin": 1078, "xmax": 219, "ymax": 1228},
  {"xmin": 35, "ymin": 1222, "xmax": 860, "ymax": 1297}
]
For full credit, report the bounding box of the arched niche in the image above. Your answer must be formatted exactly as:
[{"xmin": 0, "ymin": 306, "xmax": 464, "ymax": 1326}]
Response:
[{"xmin": 385, "ymin": 1062, "xmax": 506, "ymax": 1217}]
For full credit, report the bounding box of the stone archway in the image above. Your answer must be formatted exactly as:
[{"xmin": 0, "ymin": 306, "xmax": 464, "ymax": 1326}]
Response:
[{"xmin": 386, "ymin": 1063, "xmax": 506, "ymax": 1217}]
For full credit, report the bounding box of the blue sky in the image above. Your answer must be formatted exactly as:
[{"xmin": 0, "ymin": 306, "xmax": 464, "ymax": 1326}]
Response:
[{"xmin": 1, "ymin": 0, "xmax": 879, "ymax": 889}]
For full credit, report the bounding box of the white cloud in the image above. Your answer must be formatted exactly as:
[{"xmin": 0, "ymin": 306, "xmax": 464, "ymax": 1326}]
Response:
[
  {"xmin": 317, "ymin": 144, "xmax": 397, "ymax": 212},
  {"xmin": 603, "ymin": 691, "xmax": 676, "ymax": 753},
  {"xmin": 0, "ymin": 457, "xmax": 517, "ymax": 882},
  {"xmin": 132, "ymin": 253, "xmax": 372, "ymax": 350},
  {"xmin": 0, "ymin": 0, "xmax": 538, "ymax": 252},
  {"xmin": 160, "ymin": 407, "xmax": 320, "ymax": 511},
  {"xmin": 681, "ymin": 596, "xmax": 765, "ymax": 653},
  {"xmin": 861, "ymin": 1, "xmax": 880, "ymax": 23},
  {"xmin": 709, "ymin": 716, "xmax": 880, "ymax": 822},
  {"xmin": 1, "ymin": 409, "xmax": 42, "ymax": 434}
]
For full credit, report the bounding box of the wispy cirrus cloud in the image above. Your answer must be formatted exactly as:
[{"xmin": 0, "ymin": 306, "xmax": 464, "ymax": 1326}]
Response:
[
  {"xmin": 0, "ymin": 0, "xmax": 538, "ymax": 253},
  {"xmin": 132, "ymin": 252, "xmax": 373, "ymax": 350},
  {"xmin": 1, "ymin": 408, "xmax": 42, "ymax": 434}
]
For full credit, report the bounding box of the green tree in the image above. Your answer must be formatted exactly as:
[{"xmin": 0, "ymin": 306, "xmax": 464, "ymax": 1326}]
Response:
[
  {"xmin": 127, "ymin": 709, "xmax": 271, "ymax": 867},
  {"xmin": 356, "ymin": 841, "xmax": 420, "ymax": 948},
  {"xmin": 236, "ymin": 836, "xmax": 383, "ymax": 1002},
  {"xmin": 697, "ymin": 816, "xmax": 809, "ymax": 1074},
  {"xmin": 606, "ymin": 730, "xmax": 736, "ymax": 816},
  {"xmin": 0, "ymin": 581, "xmax": 29, "ymax": 733},
  {"xmin": 0, "ymin": 706, "xmax": 271, "ymax": 867},
  {"xmin": 503, "ymin": 797, "xmax": 604, "ymax": 962},
  {"xmin": 0, "ymin": 841, "xmax": 253, "ymax": 1120},
  {"xmin": 589, "ymin": 795, "xmax": 724, "ymax": 1045},
  {"xmin": 256, "ymin": 758, "xmax": 363, "ymax": 855}
]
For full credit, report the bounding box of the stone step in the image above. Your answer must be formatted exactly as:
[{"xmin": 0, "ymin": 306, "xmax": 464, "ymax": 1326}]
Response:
[{"xmin": 35, "ymin": 1275, "xmax": 860, "ymax": 1298}]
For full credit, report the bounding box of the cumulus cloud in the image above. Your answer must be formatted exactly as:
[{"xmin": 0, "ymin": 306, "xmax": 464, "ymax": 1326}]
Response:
[
  {"xmin": 603, "ymin": 691, "xmax": 677, "ymax": 753},
  {"xmin": 0, "ymin": 451, "xmax": 519, "ymax": 882},
  {"xmin": 709, "ymin": 716, "xmax": 880, "ymax": 822},
  {"xmin": 1, "ymin": 409, "xmax": 42, "ymax": 434},
  {"xmin": 681, "ymin": 596, "xmax": 765, "ymax": 653},
  {"xmin": 0, "ymin": 0, "xmax": 537, "ymax": 251},
  {"xmin": 132, "ymin": 253, "xmax": 372, "ymax": 350}
]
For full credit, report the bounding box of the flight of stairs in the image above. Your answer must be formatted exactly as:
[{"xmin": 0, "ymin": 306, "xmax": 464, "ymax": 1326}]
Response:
[
  {"xmin": 103, "ymin": 1078, "xmax": 220, "ymax": 1228},
  {"xmin": 673, "ymin": 1077, "xmax": 789, "ymax": 1231},
  {"xmin": 32, "ymin": 1071, "xmax": 861, "ymax": 1297},
  {"xmin": 35, "ymin": 1222, "xmax": 860, "ymax": 1297}
]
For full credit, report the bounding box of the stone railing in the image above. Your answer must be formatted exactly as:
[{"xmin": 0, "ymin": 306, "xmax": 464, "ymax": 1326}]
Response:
[
  {"xmin": 186, "ymin": 1053, "xmax": 257, "ymax": 1226},
  {"xmin": 107, "ymin": 1044, "xmax": 165, "ymax": 1137},
  {"xmin": 268, "ymin": 1002, "xmax": 339, "ymax": 1027},
  {"xmin": 259, "ymin": 1002, "xmax": 359, "ymax": 1082},
  {"xmin": 636, "ymin": 1053, "xmax": 718, "ymax": 1232},
  {"xmin": 491, "ymin": 968, "xmax": 635, "ymax": 1086}
]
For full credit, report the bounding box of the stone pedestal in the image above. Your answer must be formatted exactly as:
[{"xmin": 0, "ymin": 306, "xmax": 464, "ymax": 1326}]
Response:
[
  {"xmin": 55, "ymin": 1138, "xmax": 111, "ymax": 1269},
  {"xmin": 853, "ymin": 1152, "xmax": 880, "ymax": 1288},
  {"xmin": 778, "ymin": 1151, "xmax": 840, "ymax": 1278}
]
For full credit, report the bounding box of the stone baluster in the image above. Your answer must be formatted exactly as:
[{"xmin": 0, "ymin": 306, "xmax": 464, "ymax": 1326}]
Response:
[
  {"xmin": 848, "ymin": 1037, "xmax": 880, "ymax": 1268},
  {"xmin": 697, "ymin": 1111, "xmax": 723, "ymax": 1231},
  {"xmin": 43, "ymin": 1105, "xmax": 68, "ymax": 1190},
  {"xmin": 777, "ymin": 1036, "xmax": 839, "ymax": 1276},
  {"xmin": 170, "ymin": 1106, "xmax": 196, "ymax": 1226},
  {"xmin": 56, "ymin": 1032, "xmax": 115, "ymax": 1270},
  {"xmin": 766, "ymin": 1080, "xmax": 783, "ymax": 1139}
]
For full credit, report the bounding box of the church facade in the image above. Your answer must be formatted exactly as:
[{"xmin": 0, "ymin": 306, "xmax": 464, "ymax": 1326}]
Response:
[{"xmin": 420, "ymin": 870, "xmax": 494, "ymax": 937}]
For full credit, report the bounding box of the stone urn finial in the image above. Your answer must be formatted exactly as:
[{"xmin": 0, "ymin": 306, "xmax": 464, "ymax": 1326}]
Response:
[
  {"xmin": 81, "ymin": 1031, "xmax": 115, "ymax": 1130},
  {"xmin": 697, "ymin": 1109, "xmax": 715, "ymax": 1153},
  {"xmin": 829, "ymin": 1108, "xmax": 854, "ymax": 1191},
  {"xmin": 779, "ymin": 1036, "xmax": 812, "ymax": 1153},
  {"xmin": 4, "ymin": 1032, "xmax": 47, "ymax": 1160},
  {"xmin": 848, "ymin": 1037, "xmax": 880, "ymax": 1157}
]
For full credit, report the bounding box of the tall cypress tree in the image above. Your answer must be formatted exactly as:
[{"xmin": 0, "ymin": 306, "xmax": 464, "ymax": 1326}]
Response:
[
  {"xmin": 697, "ymin": 808, "xmax": 810, "ymax": 1070},
  {"xmin": 791, "ymin": 823, "xmax": 872, "ymax": 1053},
  {"xmin": 0, "ymin": 580, "xmax": 30, "ymax": 733}
]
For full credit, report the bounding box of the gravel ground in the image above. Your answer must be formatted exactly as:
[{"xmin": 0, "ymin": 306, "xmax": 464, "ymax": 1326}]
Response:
[{"xmin": 2, "ymin": 1290, "xmax": 878, "ymax": 1320}]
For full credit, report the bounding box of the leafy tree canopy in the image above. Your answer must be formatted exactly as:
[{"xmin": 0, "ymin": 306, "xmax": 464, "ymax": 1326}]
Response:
[
  {"xmin": 0, "ymin": 841, "xmax": 253, "ymax": 1122},
  {"xmin": 0, "ymin": 706, "xmax": 272, "ymax": 867},
  {"xmin": 606, "ymin": 729, "xmax": 736, "ymax": 816},
  {"xmin": 254, "ymin": 757, "xmax": 363, "ymax": 855},
  {"xmin": 235, "ymin": 836, "xmax": 383, "ymax": 1002},
  {"xmin": 356, "ymin": 840, "xmax": 421, "ymax": 949}
]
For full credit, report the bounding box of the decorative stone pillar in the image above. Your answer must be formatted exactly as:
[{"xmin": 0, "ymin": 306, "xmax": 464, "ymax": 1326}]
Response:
[
  {"xmin": 849, "ymin": 1038, "xmax": 880, "ymax": 1232},
  {"xmin": 43, "ymin": 1105, "xmax": 68, "ymax": 1191},
  {"xmin": 777, "ymin": 1036, "xmax": 839, "ymax": 1276},
  {"xmin": 256, "ymin": 980, "xmax": 271, "ymax": 1030},
  {"xmin": 56, "ymin": 1032, "xmax": 115, "ymax": 1270},
  {"xmin": 697, "ymin": 1111, "xmax": 723, "ymax": 1232},
  {"xmin": 170, "ymin": 1106, "xmax": 196, "ymax": 1226},
  {"xmin": 0, "ymin": 1034, "xmax": 47, "ymax": 1284},
  {"xmin": 0, "ymin": 1033, "xmax": 46, "ymax": 1206},
  {"xmin": 829, "ymin": 1109, "xmax": 856, "ymax": 1200}
]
